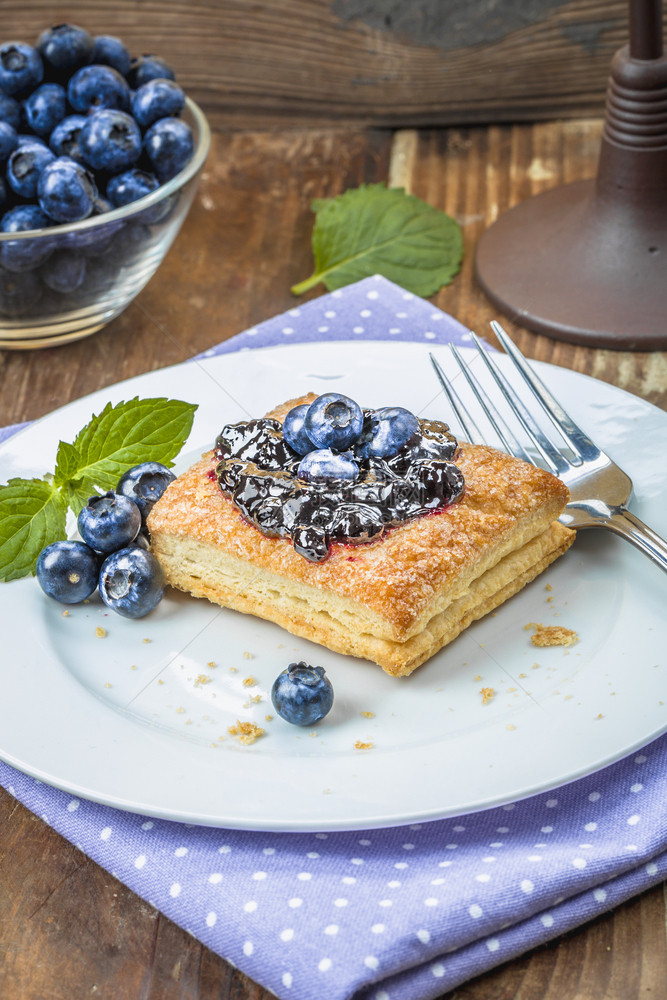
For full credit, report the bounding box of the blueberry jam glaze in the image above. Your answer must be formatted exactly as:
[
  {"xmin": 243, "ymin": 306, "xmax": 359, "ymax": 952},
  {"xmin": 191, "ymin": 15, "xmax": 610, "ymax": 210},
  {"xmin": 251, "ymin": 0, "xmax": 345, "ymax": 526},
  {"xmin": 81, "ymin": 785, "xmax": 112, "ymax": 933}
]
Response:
[{"xmin": 213, "ymin": 410, "xmax": 465, "ymax": 563}]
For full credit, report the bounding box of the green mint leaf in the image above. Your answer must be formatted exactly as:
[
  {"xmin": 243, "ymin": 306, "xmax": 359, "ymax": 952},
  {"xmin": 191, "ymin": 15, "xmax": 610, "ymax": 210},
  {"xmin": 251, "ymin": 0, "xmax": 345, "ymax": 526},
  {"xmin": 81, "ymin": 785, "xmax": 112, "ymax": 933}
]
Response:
[
  {"xmin": 65, "ymin": 397, "xmax": 197, "ymax": 508},
  {"xmin": 0, "ymin": 478, "xmax": 66, "ymax": 581},
  {"xmin": 53, "ymin": 440, "xmax": 82, "ymax": 486},
  {"xmin": 291, "ymin": 183, "xmax": 463, "ymax": 297}
]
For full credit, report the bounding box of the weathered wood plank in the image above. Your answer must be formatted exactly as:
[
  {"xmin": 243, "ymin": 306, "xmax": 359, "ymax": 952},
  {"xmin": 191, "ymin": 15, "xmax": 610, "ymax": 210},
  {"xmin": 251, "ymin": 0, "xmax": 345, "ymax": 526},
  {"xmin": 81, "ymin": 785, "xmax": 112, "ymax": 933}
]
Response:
[{"xmin": 0, "ymin": 1, "xmax": 655, "ymax": 128}]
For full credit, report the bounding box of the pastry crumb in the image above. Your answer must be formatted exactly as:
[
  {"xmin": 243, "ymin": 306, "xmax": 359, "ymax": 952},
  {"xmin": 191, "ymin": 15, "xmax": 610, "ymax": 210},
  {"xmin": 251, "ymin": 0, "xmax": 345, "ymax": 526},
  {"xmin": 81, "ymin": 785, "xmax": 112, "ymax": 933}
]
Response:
[
  {"xmin": 229, "ymin": 666, "xmax": 238, "ymax": 673},
  {"xmin": 354, "ymin": 740, "xmax": 373, "ymax": 750},
  {"xmin": 228, "ymin": 720, "xmax": 265, "ymax": 745},
  {"xmin": 480, "ymin": 687, "xmax": 495, "ymax": 705},
  {"xmin": 194, "ymin": 674, "xmax": 211, "ymax": 687},
  {"xmin": 361, "ymin": 711, "xmax": 375, "ymax": 719},
  {"xmin": 142, "ymin": 638, "xmax": 151, "ymax": 644},
  {"xmin": 62, "ymin": 610, "xmax": 70, "ymax": 617},
  {"xmin": 207, "ymin": 661, "xmax": 217, "ymax": 669},
  {"xmin": 243, "ymin": 651, "xmax": 254, "ymax": 660},
  {"xmin": 527, "ymin": 623, "xmax": 578, "ymax": 647},
  {"xmin": 242, "ymin": 675, "xmax": 257, "ymax": 687},
  {"xmin": 95, "ymin": 626, "xmax": 107, "ymax": 638}
]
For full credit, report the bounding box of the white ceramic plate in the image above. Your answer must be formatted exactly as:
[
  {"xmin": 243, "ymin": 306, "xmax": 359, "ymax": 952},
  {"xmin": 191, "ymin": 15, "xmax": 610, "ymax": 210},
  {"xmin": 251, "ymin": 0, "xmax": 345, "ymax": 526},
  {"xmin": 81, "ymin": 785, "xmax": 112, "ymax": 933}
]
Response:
[{"xmin": 0, "ymin": 341, "xmax": 665, "ymax": 831}]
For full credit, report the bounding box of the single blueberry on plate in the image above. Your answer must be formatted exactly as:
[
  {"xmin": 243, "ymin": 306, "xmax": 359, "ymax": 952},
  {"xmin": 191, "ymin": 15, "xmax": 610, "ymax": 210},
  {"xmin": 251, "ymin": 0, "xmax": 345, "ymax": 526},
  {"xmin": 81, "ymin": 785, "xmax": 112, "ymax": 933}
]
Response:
[
  {"xmin": 49, "ymin": 114, "xmax": 88, "ymax": 161},
  {"xmin": 98, "ymin": 546, "xmax": 166, "ymax": 619},
  {"xmin": 80, "ymin": 109, "xmax": 142, "ymax": 173},
  {"xmin": 36, "ymin": 24, "xmax": 93, "ymax": 75},
  {"xmin": 67, "ymin": 64, "xmax": 131, "ymax": 113},
  {"xmin": 298, "ymin": 447, "xmax": 359, "ymax": 484},
  {"xmin": 271, "ymin": 661, "xmax": 334, "ymax": 727},
  {"xmin": 90, "ymin": 35, "xmax": 131, "ymax": 76},
  {"xmin": 131, "ymin": 78, "xmax": 186, "ymax": 128},
  {"xmin": 40, "ymin": 249, "xmax": 86, "ymax": 293},
  {"xmin": 36, "ymin": 539, "xmax": 99, "ymax": 604},
  {"xmin": 23, "ymin": 83, "xmax": 67, "ymax": 136},
  {"xmin": 304, "ymin": 392, "xmax": 364, "ymax": 451},
  {"xmin": 0, "ymin": 42, "xmax": 44, "ymax": 95},
  {"xmin": 0, "ymin": 92, "xmax": 22, "ymax": 131},
  {"xmin": 0, "ymin": 121, "xmax": 18, "ymax": 164},
  {"xmin": 116, "ymin": 462, "xmax": 176, "ymax": 520},
  {"xmin": 77, "ymin": 491, "xmax": 142, "ymax": 554},
  {"xmin": 282, "ymin": 403, "xmax": 314, "ymax": 455},
  {"xmin": 37, "ymin": 157, "xmax": 97, "ymax": 223},
  {"xmin": 143, "ymin": 117, "xmax": 194, "ymax": 182},
  {"xmin": 0, "ymin": 204, "xmax": 53, "ymax": 272},
  {"xmin": 355, "ymin": 406, "xmax": 420, "ymax": 459},
  {"xmin": 6, "ymin": 141, "xmax": 56, "ymax": 199},
  {"xmin": 127, "ymin": 54, "xmax": 175, "ymax": 88}
]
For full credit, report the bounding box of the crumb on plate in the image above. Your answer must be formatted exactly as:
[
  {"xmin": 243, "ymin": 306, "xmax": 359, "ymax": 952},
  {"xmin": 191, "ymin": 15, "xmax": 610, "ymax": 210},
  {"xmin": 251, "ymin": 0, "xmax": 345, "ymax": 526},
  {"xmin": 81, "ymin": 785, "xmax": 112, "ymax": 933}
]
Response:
[
  {"xmin": 228, "ymin": 720, "xmax": 265, "ymax": 745},
  {"xmin": 527, "ymin": 622, "xmax": 579, "ymax": 647}
]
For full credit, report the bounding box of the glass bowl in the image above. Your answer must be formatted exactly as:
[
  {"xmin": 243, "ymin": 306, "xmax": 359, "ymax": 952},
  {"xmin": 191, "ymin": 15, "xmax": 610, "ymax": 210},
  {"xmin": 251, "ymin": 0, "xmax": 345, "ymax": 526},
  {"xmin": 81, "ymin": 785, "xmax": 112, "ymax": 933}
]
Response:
[{"xmin": 0, "ymin": 98, "xmax": 210, "ymax": 349}]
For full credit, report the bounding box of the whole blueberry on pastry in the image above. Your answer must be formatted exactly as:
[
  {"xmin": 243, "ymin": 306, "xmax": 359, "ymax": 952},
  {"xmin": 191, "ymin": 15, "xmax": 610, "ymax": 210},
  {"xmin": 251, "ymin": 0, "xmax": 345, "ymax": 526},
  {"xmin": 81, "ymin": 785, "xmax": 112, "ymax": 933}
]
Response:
[
  {"xmin": 271, "ymin": 661, "xmax": 334, "ymax": 726},
  {"xmin": 304, "ymin": 392, "xmax": 364, "ymax": 451}
]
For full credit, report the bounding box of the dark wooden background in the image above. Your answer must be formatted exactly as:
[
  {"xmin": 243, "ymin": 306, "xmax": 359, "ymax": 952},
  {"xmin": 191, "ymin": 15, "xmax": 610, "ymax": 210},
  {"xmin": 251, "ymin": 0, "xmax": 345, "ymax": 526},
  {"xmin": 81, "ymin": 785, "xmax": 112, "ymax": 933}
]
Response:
[{"xmin": 2, "ymin": 0, "xmax": 660, "ymax": 128}]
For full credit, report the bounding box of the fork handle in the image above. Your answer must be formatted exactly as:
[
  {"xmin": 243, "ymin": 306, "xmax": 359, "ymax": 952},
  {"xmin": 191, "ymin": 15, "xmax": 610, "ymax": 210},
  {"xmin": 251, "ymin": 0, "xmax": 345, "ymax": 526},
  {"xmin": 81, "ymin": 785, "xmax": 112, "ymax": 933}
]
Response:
[{"xmin": 603, "ymin": 508, "xmax": 667, "ymax": 574}]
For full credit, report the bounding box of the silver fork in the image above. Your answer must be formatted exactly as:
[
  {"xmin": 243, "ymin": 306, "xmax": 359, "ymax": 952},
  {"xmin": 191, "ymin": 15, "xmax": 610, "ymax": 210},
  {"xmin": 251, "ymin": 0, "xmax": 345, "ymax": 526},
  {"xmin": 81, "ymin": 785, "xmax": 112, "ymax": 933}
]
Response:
[{"xmin": 429, "ymin": 321, "xmax": 667, "ymax": 574}]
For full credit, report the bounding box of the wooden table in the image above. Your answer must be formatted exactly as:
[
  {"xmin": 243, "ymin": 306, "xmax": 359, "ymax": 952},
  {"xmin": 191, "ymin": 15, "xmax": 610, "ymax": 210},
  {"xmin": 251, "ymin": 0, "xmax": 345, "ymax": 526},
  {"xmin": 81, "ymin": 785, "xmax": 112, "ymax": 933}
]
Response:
[{"xmin": 1, "ymin": 118, "xmax": 665, "ymax": 998}]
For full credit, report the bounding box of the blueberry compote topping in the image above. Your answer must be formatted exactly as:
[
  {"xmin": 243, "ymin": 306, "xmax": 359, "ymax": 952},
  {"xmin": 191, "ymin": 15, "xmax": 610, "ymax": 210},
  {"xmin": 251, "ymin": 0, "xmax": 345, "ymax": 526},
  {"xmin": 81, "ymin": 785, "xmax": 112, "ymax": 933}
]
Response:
[{"xmin": 214, "ymin": 398, "xmax": 464, "ymax": 563}]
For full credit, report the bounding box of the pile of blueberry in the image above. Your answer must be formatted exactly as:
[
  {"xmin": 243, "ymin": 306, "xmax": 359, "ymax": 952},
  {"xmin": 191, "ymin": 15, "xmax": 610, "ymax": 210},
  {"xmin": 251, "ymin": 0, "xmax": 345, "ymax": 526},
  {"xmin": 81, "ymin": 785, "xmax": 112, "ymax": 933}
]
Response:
[
  {"xmin": 36, "ymin": 461, "xmax": 175, "ymax": 617},
  {"xmin": 215, "ymin": 392, "xmax": 465, "ymax": 562},
  {"xmin": 0, "ymin": 24, "xmax": 194, "ymax": 315}
]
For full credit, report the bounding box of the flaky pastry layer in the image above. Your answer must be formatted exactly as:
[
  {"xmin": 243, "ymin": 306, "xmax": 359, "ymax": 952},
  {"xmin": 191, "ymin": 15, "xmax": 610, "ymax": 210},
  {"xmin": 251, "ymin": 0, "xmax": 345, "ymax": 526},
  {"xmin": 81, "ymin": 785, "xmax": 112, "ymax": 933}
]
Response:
[{"xmin": 147, "ymin": 398, "xmax": 575, "ymax": 676}]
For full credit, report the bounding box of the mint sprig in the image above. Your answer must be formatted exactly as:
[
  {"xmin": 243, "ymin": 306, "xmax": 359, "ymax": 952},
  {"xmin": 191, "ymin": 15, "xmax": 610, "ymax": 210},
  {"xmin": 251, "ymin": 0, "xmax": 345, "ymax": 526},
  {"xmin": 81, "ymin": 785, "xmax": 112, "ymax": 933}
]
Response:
[
  {"xmin": 0, "ymin": 396, "xmax": 197, "ymax": 581},
  {"xmin": 291, "ymin": 183, "xmax": 463, "ymax": 298}
]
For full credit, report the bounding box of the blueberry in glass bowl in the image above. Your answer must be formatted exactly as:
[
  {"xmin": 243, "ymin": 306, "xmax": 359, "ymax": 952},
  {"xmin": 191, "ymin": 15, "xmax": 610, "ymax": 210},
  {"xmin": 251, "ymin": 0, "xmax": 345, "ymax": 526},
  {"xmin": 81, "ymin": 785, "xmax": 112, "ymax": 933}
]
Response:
[{"xmin": 0, "ymin": 95, "xmax": 210, "ymax": 349}]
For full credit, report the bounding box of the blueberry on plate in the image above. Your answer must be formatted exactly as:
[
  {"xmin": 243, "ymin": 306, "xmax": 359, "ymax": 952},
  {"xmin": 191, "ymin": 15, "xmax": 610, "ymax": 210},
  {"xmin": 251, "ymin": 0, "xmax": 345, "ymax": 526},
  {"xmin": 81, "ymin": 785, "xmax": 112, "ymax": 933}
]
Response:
[
  {"xmin": 36, "ymin": 539, "xmax": 99, "ymax": 604},
  {"xmin": 282, "ymin": 403, "xmax": 313, "ymax": 455},
  {"xmin": 298, "ymin": 447, "xmax": 359, "ymax": 484},
  {"xmin": 271, "ymin": 661, "xmax": 334, "ymax": 726},
  {"xmin": 355, "ymin": 406, "xmax": 420, "ymax": 459},
  {"xmin": 304, "ymin": 392, "xmax": 364, "ymax": 451},
  {"xmin": 6, "ymin": 141, "xmax": 56, "ymax": 199},
  {"xmin": 90, "ymin": 34, "xmax": 131, "ymax": 76},
  {"xmin": 23, "ymin": 83, "xmax": 67, "ymax": 137},
  {"xmin": 37, "ymin": 157, "xmax": 98, "ymax": 223},
  {"xmin": 77, "ymin": 491, "xmax": 142, "ymax": 554},
  {"xmin": 131, "ymin": 78, "xmax": 186, "ymax": 129},
  {"xmin": 127, "ymin": 55, "xmax": 175, "ymax": 89},
  {"xmin": 36, "ymin": 24, "xmax": 93, "ymax": 75},
  {"xmin": 67, "ymin": 64, "xmax": 131, "ymax": 113},
  {"xmin": 143, "ymin": 116, "xmax": 194, "ymax": 182},
  {"xmin": 98, "ymin": 545, "xmax": 166, "ymax": 619},
  {"xmin": 80, "ymin": 109, "xmax": 142, "ymax": 173},
  {"xmin": 0, "ymin": 205, "xmax": 53, "ymax": 272},
  {"xmin": 116, "ymin": 462, "xmax": 176, "ymax": 520},
  {"xmin": 0, "ymin": 42, "xmax": 43, "ymax": 96}
]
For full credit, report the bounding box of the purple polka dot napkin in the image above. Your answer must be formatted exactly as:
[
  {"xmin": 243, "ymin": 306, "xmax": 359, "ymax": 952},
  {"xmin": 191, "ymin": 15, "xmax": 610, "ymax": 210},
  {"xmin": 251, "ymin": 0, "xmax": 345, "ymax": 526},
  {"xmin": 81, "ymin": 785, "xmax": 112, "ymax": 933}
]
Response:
[{"xmin": 2, "ymin": 276, "xmax": 666, "ymax": 1000}]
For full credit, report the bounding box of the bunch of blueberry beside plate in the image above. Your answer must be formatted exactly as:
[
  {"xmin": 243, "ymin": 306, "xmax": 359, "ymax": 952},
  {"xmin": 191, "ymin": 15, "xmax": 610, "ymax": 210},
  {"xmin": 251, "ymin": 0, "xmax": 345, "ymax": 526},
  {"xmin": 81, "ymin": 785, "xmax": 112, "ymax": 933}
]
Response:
[
  {"xmin": 0, "ymin": 24, "xmax": 194, "ymax": 316},
  {"xmin": 36, "ymin": 461, "xmax": 175, "ymax": 618}
]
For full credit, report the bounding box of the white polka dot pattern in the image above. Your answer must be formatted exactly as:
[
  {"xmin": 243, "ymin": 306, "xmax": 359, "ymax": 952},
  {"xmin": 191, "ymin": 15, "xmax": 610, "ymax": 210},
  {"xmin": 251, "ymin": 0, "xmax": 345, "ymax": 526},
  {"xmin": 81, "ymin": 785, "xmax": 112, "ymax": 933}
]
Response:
[{"xmin": 1, "ymin": 277, "xmax": 666, "ymax": 1000}]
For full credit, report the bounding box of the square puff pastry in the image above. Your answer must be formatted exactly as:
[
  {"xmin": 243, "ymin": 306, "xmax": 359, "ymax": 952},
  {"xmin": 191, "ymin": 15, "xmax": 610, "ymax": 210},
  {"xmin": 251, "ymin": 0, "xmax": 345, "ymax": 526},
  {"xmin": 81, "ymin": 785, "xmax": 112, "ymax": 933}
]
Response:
[{"xmin": 147, "ymin": 396, "xmax": 575, "ymax": 677}]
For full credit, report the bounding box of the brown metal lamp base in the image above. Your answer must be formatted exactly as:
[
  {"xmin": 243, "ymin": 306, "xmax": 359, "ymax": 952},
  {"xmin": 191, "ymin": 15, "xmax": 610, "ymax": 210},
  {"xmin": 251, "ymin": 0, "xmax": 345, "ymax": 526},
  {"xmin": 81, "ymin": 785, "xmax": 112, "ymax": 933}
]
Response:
[{"xmin": 475, "ymin": 1, "xmax": 667, "ymax": 352}]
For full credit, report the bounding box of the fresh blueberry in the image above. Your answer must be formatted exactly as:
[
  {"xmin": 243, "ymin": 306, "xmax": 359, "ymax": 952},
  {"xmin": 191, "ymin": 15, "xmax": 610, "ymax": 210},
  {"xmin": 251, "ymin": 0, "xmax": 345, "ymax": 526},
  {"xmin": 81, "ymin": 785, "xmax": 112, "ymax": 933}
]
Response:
[
  {"xmin": 116, "ymin": 462, "xmax": 176, "ymax": 520},
  {"xmin": 15, "ymin": 133, "xmax": 48, "ymax": 148},
  {"xmin": 36, "ymin": 539, "xmax": 99, "ymax": 604},
  {"xmin": 0, "ymin": 121, "xmax": 18, "ymax": 164},
  {"xmin": 77, "ymin": 491, "xmax": 141, "ymax": 554},
  {"xmin": 49, "ymin": 114, "xmax": 88, "ymax": 161},
  {"xmin": 37, "ymin": 157, "xmax": 97, "ymax": 223},
  {"xmin": 304, "ymin": 392, "xmax": 364, "ymax": 451},
  {"xmin": 355, "ymin": 406, "xmax": 420, "ymax": 459},
  {"xmin": 106, "ymin": 168, "xmax": 160, "ymax": 207},
  {"xmin": 131, "ymin": 79, "xmax": 186, "ymax": 129},
  {"xmin": 282, "ymin": 404, "xmax": 314, "ymax": 455},
  {"xmin": 127, "ymin": 55, "xmax": 175, "ymax": 88},
  {"xmin": 23, "ymin": 83, "xmax": 67, "ymax": 137},
  {"xmin": 67, "ymin": 64, "xmax": 131, "ymax": 113},
  {"xmin": 0, "ymin": 205, "xmax": 53, "ymax": 272},
  {"xmin": 0, "ymin": 92, "xmax": 21, "ymax": 131},
  {"xmin": 271, "ymin": 661, "xmax": 334, "ymax": 727},
  {"xmin": 0, "ymin": 42, "xmax": 43, "ymax": 96},
  {"xmin": 79, "ymin": 109, "xmax": 142, "ymax": 173},
  {"xmin": 0, "ymin": 266, "xmax": 43, "ymax": 316},
  {"xmin": 98, "ymin": 545, "xmax": 166, "ymax": 619},
  {"xmin": 90, "ymin": 35, "xmax": 131, "ymax": 76},
  {"xmin": 6, "ymin": 141, "xmax": 56, "ymax": 199},
  {"xmin": 40, "ymin": 249, "xmax": 86, "ymax": 293},
  {"xmin": 36, "ymin": 24, "xmax": 93, "ymax": 75},
  {"xmin": 298, "ymin": 448, "xmax": 359, "ymax": 484},
  {"xmin": 143, "ymin": 117, "xmax": 194, "ymax": 182},
  {"xmin": 0, "ymin": 176, "xmax": 11, "ymax": 215}
]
